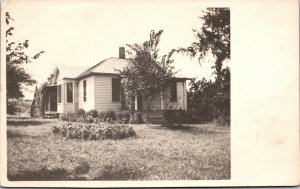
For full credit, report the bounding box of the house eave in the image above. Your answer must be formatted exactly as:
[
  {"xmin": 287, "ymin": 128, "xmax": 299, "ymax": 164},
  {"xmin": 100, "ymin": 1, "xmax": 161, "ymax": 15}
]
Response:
[{"xmin": 76, "ymin": 72, "xmax": 121, "ymax": 80}]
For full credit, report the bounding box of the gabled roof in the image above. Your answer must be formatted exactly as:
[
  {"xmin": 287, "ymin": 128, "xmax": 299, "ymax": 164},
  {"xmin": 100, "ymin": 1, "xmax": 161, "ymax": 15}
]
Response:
[
  {"xmin": 77, "ymin": 57, "xmax": 128, "ymax": 79},
  {"xmin": 55, "ymin": 57, "xmax": 190, "ymax": 81}
]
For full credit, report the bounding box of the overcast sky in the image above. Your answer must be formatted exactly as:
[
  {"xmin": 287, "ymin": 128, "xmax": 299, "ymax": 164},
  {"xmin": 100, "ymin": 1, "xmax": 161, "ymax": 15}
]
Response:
[{"xmin": 5, "ymin": 0, "xmax": 217, "ymax": 100}]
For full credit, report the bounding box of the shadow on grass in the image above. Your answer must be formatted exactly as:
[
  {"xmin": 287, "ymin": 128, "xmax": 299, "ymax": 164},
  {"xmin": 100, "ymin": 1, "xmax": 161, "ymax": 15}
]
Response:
[
  {"xmin": 7, "ymin": 130, "xmax": 41, "ymax": 139},
  {"xmin": 8, "ymin": 167, "xmax": 88, "ymax": 181},
  {"xmin": 7, "ymin": 119, "xmax": 53, "ymax": 127},
  {"xmin": 8, "ymin": 167, "xmax": 70, "ymax": 181},
  {"xmin": 94, "ymin": 164, "xmax": 145, "ymax": 180},
  {"xmin": 150, "ymin": 124, "xmax": 218, "ymax": 135}
]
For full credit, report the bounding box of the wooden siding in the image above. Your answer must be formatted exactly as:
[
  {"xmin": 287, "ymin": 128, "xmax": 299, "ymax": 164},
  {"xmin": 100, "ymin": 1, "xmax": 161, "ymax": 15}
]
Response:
[
  {"xmin": 94, "ymin": 75, "xmax": 121, "ymax": 112},
  {"xmin": 56, "ymin": 79, "xmax": 78, "ymax": 113},
  {"xmin": 78, "ymin": 76, "xmax": 95, "ymax": 111}
]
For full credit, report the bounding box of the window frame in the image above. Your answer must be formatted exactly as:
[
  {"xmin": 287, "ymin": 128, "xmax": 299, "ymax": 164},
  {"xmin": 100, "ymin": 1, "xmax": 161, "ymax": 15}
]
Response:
[
  {"xmin": 83, "ymin": 80, "xmax": 87, "ymax": 102},
  {"xmin": 170, "ymin": 80, "xmax": 177, "ymax": 102},
  {"xmin": 66, "ymin": 82, "xmax": 73, "ymax": 103},
  {"xmin": 112, "ymin": 78, "xmax": 121, "ymax": 102},
  {"xmin": 57, "ymin": 85, "xmax": 61, "ymax": 103}
]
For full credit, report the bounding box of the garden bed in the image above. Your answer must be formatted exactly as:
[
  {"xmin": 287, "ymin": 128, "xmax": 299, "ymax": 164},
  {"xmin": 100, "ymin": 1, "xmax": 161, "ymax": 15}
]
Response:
[{"xmin": 52, "ymin": 122, "xmax": 136, "ymax": 140}]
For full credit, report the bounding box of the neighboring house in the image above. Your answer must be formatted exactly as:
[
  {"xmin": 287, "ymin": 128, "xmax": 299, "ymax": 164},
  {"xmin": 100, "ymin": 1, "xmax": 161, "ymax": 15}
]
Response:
[{"xmin": 44, "ymin": 47, "xmax": 189, "ymax": 117}]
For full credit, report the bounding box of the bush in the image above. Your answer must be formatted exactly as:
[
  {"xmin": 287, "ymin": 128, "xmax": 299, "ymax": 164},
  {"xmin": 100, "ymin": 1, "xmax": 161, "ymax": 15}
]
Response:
[
  {"xmin": 7, "ymin": 102, "xmax": 17, "ymax": 115},
  {"xmin": 59, "ymin": 113, "xmax": 77, "ymax": 122},
  {"xmin": 130, "ymin": 112, "xmax": 144, "ymax": 124},
  {"xmin": 163, "ymin": 110, "xmax": 188, "ymax": 126},
  {"xmin": 116, "ymin": 111, "xmax": 130, "ymax": 123},
  {"xmin": 98, "ymin": 110, "xmax": 116, "ymax": 123},
  {"xmin": 52, "ymin": 122, "xmax": 136, "ymax": 140},
  {"xmin": 76, "ymin": 109, "xmax": 85, "ymax": 117},
  {"xmin": 86, "ymin": 109, "xmax": 98, "ymax": 118}
]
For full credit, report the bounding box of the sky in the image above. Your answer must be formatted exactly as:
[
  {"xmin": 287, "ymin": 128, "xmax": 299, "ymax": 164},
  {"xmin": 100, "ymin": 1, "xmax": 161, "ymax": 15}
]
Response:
[{"xmin": 4, "ymin": 0, "xmax": 218, "ymax": 100}]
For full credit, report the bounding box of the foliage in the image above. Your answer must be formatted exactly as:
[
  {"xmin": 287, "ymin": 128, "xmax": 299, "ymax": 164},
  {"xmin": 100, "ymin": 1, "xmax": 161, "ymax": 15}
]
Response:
[
  {"xmin": 170, "ymin": 8, "xmax": 230, "ymax": 125},
  {"xmin": 172, "ymin": 8, "xmax": 230, "ymax": 78},
  {"xmin": 86, "ymin": 109, "xmax": 98, "ymax": 118},
  {"xmin": 52, "ymin": 122, "xmax": 136, "ymax": 140},
  {"xmin": 187, "ymin": 76, "xmax": 230, "ymax": 125},
  {"xmin": 115, "ymin": 111, "xmax": 130, "ymax": 124},
  {"xmin": 60, "ymin": 110, "xmax": 136, "ymax": 124},
  {"xmin": 98, "ymin": 110, "xmax": 116, "ymax": 123},
  {"xmin": 6, "ymin": 12, "xmax": 45, "ymax": 100},
  {"xmin": 76, "ymin": 110, "xmax": 85, "ymax": 117},
  {"xmin": 31, "ymin": 70, "xmax": 56, "ymax": 117},
  {"xmin": 59, "ymin": 113, "xmax": 77, "ymax": 122},
  {"xmin": 76, "ymin": 109, "xmax": 85, "ymax": 117},
  {"xmin": 7, "ymin": 101, "xmax": 18, "ymax": 115},
  {"xmin": 130, "ymin": 112, "xmax": 144, "ymax": 124},
  {"xmin": 118, "ymin": 30, "xmax": 176, "ymax": 122},
  {"xmin": 163, "ymin": 110, "xmax": 188, "ymax": 127}
]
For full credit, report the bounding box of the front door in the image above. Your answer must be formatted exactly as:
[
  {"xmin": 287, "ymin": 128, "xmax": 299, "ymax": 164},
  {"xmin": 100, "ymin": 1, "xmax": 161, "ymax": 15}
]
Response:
[{"xmin": 49, "ymin": 88, "xmax": 57, "ymax": 111}]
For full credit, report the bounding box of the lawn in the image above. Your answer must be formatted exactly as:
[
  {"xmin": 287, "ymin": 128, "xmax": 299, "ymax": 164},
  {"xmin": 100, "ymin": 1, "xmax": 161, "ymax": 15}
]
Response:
[{"xmin": 7, "ymin": 117, "xmax": 230, "ymax": 180}]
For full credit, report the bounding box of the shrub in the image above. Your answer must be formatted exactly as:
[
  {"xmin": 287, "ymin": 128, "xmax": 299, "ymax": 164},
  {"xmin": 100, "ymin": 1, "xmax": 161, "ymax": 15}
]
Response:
[
  {"xmin": 130, "ymin": 112, "xmax": 144, "ymax": 124},
  {"xmin": 98, "ymin": 110, "xmax": 116, "ymax": 123},
  {"xmin": 7, "ymin": 102, "xmax": 17, "ymax": 115},
  {"xmin": 163, "ymin": 110, "xmax": 188, "ymax": 126},
  {"xmin": 52, "ymin": 122, "xmax": 136, "ymax": 140},
  {"xmin": 76, "ymin": 109, "xmax": 85, "ymax": 117},
  {"xmin": 116, "ymin": 111, "xmax": 130, "ymax": 124},
  {"xmin": 59, "ymin": 113, "xmax": 77, "ymax": 122},
  {"xmin": 86, "ymin": 109, "xmax": 98, "ymax": 118}
]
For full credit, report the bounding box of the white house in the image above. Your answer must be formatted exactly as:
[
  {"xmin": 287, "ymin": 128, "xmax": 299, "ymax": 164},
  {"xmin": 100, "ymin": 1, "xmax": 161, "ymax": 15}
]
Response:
[{"xmin": 44, "ymin": 47, "xmax": 189, "ymax": 117}]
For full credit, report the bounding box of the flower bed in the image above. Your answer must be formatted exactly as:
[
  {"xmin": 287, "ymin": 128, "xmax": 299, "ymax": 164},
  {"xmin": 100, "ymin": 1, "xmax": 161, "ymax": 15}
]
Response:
[{"xmin": 52, "ymin": 122, "xmax": 136, "ymax": 140}]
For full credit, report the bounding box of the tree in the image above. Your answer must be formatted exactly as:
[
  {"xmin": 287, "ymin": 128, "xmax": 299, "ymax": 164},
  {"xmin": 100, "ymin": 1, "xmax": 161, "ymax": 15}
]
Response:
[
  {"xmin": 31, "ymin": 69, "xmax": 56, "ymax": 117},
  {"xmin": 118, "ymin": 30, "xmax": 176, "ymax": 122},
  {"xmin": 175, "ymin": 8, "xmax": 230, "ymax": 79},
  {"xmin": 6, "ymin": 12, "xmax": 45, "ymax": 100},
  {"xmin": 172, "ymin": 8, "xmax": 230, "ymax": 125}
]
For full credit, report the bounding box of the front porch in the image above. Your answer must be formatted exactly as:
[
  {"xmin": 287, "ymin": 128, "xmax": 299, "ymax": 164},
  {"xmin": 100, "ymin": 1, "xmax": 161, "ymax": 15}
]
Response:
[
  {"xmin": 140, "ymin": 110, "xmax": 166, "ymax": 124},
  {"xmin": 44, "ymin": 85, "xmax": 59, "ymax": 118}
]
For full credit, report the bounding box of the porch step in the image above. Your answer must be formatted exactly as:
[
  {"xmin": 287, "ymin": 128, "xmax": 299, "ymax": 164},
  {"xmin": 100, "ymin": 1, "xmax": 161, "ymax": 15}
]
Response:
[
  {"xmin": 44, "ymin": 112, "xmax": 59, "ymax": 118},
  {"xmin": 141, "ymin": 111, "xmax": 166, "ymax": 124}
]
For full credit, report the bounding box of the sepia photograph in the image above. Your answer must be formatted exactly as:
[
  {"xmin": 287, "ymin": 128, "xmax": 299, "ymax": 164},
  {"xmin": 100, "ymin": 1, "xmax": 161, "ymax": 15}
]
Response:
[
  {"xmin": 1, "ymin": 0, "xmax": 299, "ymax": 188},
  {"xmin": 4, "ymin": 0, "xmax": 230, "ymax": 182}
]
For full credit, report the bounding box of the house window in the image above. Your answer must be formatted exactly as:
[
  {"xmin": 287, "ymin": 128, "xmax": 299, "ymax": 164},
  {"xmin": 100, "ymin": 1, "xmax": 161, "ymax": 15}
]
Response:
[
  {"xmin": 170, "ymin": 81, "xmax": 177, "ymax": 102},
  {"xmin": 112, "ymin": 78, "xmax": 121, "ymax": 101},
  {"xmin": 83, "ymin": 80, "xmax": 86, "ymax": 102},
  {"xmin": 67, "ymin": 83, "xmax": 73, "ymax": 103},
  {"xmin": 57, "ymin": 85, "xmax": 61, "ymax": 103}
]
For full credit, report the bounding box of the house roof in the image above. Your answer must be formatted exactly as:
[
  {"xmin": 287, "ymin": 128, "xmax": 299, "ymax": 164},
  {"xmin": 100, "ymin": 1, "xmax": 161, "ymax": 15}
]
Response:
[
  {"xmin": 78, "ymin": 57, "xmax": 190, "ymax": 79},
  {"xmin": 77, "ymin": 57, "xmax": 128, "ymax": 78},
  {"xmin": 56, "ymin": 57, "xmax": 190, "ymax": 81},
  {"xmin": 58, "ymin": 65, "xmax": 86, "ymax": 79}
]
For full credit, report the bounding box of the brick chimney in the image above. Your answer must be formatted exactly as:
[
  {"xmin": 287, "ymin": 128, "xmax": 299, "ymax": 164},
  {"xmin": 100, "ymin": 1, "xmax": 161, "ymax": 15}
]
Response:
[{"xmin": 119, "ymin": 47, "xmax": 125, "ymax": 59}]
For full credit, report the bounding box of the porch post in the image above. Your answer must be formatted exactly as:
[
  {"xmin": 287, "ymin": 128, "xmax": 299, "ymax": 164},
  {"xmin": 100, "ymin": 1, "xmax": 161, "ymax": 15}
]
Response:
[
  {"xmin": 134, "ymin": 94, "xmax": 138, "ymax": 110},
  {"xmin": 160, "ymin": 87, "xmax": 164, "ymax": 110},
  {"xmin": 48, "ymin": 91, "xmax": 51, "ymax": 112}
]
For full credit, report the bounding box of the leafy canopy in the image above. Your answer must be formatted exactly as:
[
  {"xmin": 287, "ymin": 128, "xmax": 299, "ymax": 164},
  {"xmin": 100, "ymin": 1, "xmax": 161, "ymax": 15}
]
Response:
[
  {"xmin": 6, "ymin": 12, "xmax": 45, "ymax": 99},
  {"xmin": 118, "ymin": 30, "xmax": 176, "ymax": 119},
  {"xmin": 173, "ymin": 8, "xmax": 230, "ymax": 77}
]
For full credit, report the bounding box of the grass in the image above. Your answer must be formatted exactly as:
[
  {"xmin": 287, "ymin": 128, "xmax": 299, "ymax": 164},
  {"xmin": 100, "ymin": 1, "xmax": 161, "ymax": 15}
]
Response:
[{"xmin": 7, "ymin": 117, "xmax": 230, "ymax": 180}]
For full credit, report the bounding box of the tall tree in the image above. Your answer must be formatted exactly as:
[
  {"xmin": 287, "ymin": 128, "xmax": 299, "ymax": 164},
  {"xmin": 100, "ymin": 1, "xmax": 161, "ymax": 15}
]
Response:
[
  {"xmin": 6, "ymin": 12, "xmax": 45, "ymax": 100},
  {"xmin": 118, "ymin": 30, "xmax": 176, "ymax": 122},
  {"xmin": 174, "ymin": 8, "xmax": 230, "ymax": 80},
  {"xmin": 173, "ymin": 8, "xmax": 230, "ymax": 125}
]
